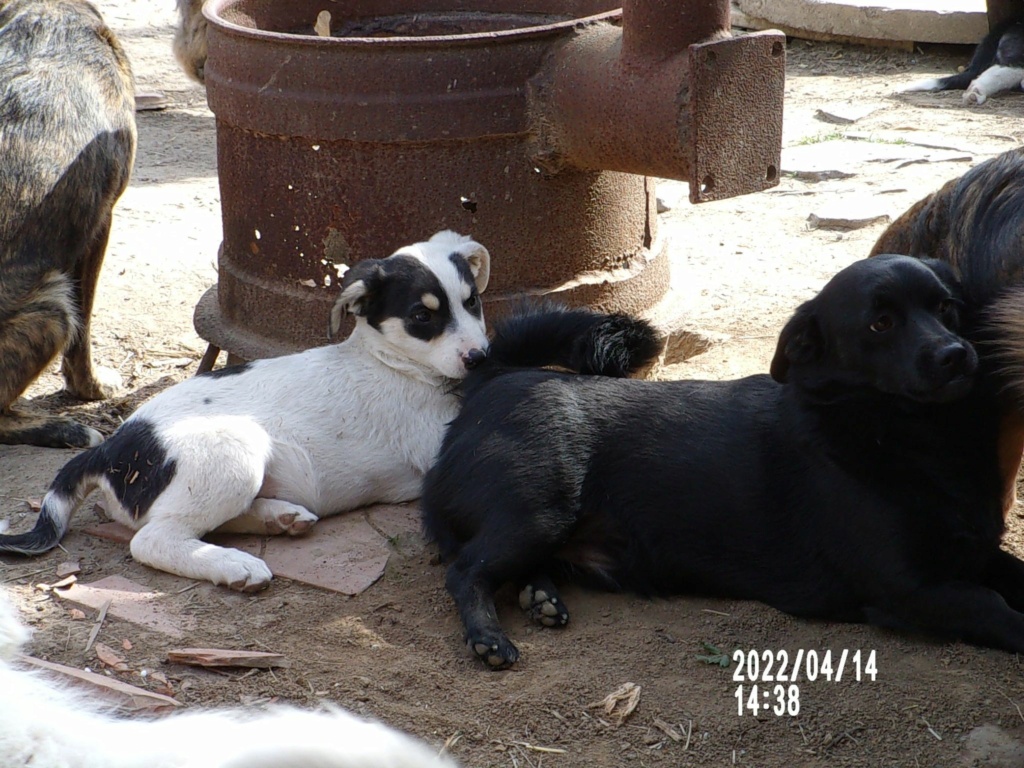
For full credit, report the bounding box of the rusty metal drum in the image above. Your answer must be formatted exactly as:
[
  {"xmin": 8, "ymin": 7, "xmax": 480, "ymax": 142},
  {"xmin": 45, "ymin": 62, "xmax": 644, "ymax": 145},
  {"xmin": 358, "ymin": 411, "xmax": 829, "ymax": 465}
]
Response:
[{"xmin": 196, "ymin": 1, "xmax": 785, "ymax": 359}]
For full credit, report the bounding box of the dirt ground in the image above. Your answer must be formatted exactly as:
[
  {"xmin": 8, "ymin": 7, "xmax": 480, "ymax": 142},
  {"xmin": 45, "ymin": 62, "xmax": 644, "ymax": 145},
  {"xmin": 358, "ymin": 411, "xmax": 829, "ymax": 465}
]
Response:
[{"xmin": 4, "ymin": 4, "xmax": 1024, "ymax": 767}]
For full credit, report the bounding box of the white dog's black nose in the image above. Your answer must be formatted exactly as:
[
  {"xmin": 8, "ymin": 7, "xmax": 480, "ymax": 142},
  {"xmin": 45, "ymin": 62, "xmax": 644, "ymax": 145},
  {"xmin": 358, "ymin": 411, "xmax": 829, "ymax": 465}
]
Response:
[{"xmin": 462, "ymin": 348, "xmax": 487, "ymax": 370}]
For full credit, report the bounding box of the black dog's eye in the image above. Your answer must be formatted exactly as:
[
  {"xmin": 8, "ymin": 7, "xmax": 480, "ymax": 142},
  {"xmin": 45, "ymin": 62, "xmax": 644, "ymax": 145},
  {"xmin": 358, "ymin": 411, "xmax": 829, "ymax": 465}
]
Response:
[
  {"xmin": 870, "ymin": 315, "xmax": 894, "ymax": 333},
  {"xmin": 464, "ymin": 294, "xmax": 478, "ymax": 309},
  {"xmin": 412, "ymin": 308, "xmax": 432, "ymax": 323}
]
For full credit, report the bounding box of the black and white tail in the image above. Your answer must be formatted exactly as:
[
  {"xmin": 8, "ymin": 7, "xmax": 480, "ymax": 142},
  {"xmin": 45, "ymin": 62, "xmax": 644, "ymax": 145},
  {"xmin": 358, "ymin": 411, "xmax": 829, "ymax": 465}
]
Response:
[
  {"xmin": 481, "ymin": 301, "xmax": 664, "ymax": 381},
  {"xmin": 0, "ymin": 448, "xmax": 101, "ymax": 555}
]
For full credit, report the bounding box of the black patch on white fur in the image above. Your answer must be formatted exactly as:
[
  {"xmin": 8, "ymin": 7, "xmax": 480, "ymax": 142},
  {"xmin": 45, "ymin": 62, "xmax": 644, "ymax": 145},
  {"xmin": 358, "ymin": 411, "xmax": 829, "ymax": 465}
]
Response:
[
  {"xmin": 51, "ymin": 419, "xmax": 178, "ymax": 523},
  {"xmin": 98, "ymin": 419, "xmax": 178, "ymax": 521},
  {"xmin": 358, "ymin": 255, "xmax": 456, "ymax": 342},
  {"xmin": 449, "ymin": 252, "xmax": 482, "ymax": 318},
  {"xmin": 0, "ymin": 420, "xmax": 177, "ymax": 555},
  {"xmin": 199, "ymin": 362, "xmax": 252, "ymax": 379}
]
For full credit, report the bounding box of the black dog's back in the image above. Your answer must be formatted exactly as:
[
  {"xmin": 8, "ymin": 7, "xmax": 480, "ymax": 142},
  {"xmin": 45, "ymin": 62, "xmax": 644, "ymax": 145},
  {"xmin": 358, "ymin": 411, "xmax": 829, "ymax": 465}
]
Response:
[
  {"xmin": 424, "ymin": 303, "xmax": 663, "ymax": 558},
  {"xmin": 426, "ymin": 367, "xmax": 1001, "ymax": 607}
]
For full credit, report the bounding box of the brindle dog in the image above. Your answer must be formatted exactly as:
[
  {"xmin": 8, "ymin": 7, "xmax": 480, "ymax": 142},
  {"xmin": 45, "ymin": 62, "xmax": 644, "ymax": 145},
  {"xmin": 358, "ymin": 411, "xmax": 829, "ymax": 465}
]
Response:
[
  {"xmin": 870, "ymin": 147, "xmax": 1024, "ymax": 515},
  {"xmin": 173, "ymin": 0, "xmax": 206, "ymax": 84},
  {"xmin": 0, "ymin": 0, "xmax": 136, "ymax": 447}
]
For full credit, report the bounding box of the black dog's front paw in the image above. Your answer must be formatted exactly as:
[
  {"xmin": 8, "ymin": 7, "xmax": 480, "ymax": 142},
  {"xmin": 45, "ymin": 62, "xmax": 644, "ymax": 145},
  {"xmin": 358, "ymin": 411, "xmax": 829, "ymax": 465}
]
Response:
[
  {"xmin": 466, "ymin": 633, "xmax": 520, "ymax": 669},
  {"xmin": 519, "ymin": 581, "xmax": 570, "ymax": 628}
]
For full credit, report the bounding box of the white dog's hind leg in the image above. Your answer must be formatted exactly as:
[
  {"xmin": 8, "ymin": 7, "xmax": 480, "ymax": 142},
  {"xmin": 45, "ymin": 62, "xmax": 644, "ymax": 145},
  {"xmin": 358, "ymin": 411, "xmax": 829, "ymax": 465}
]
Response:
[
  {"xmin": 128, "ymin": 416, "xmax": 275, "ymax": 590},
  {"xmin": 216, "ymin": 499, "xmax": 319, "ymax": 536},
  {"xmin": 964, "ymin": 65, "xmax": 1024, "ymax": 104}
]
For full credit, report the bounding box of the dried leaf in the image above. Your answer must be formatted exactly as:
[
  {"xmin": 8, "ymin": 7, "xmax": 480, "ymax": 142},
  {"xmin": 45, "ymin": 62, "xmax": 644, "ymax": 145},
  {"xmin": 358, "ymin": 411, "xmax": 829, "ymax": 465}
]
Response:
[
  {"xmin": 56, "ymin": 562, "xmax": 81, "ymax": 578},
  {"xmin": 122, "ymin": 639, "xmax": 133, "ymax": 651},
  {"xmin": 52, "ymin": 575, "xmax": 78, "ymax": 590},
  {"xmin": 34, "ymin": 574, "xmax": 77, "ymax": 593},
  {"xmin": 69, "ymin": 608, "xmax": 86, "ymax": 620},
  {"xmin": 95, "ymin": 642, "xmax": 129, "ymax": 672},
  {"xmin": 589, "ymin": 682, "xmax": 641, "ymax": 725}
]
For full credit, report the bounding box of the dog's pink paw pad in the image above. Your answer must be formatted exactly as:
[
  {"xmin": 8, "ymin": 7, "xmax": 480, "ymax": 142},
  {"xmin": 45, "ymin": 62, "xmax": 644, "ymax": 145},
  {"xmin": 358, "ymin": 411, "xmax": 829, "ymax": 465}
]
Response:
[
  {"xmin": 518, "ymin": 582, "xmax": 570, "ymax": 628},
  {"xmin": 468, "ymin": 635, "xmax": 519, "ymax": 669}
]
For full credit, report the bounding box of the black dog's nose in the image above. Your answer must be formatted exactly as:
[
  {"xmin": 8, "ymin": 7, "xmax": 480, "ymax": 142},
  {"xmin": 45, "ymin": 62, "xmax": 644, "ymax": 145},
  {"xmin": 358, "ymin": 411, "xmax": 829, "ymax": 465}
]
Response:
[
  {"xmin": 936, "ymin": 343, "xmax": 969, "ymax": 370},
  {"xmin": 462, "ymin": 348, "xmax": 487, "ymax": 370}
]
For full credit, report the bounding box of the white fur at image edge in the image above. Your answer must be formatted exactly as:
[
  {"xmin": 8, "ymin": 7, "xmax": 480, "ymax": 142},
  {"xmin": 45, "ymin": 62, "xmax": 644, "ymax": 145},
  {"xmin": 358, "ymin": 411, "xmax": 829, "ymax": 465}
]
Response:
[{"xmin": 0, "ymin": 591, "xmax": 457, "ymax": 767}]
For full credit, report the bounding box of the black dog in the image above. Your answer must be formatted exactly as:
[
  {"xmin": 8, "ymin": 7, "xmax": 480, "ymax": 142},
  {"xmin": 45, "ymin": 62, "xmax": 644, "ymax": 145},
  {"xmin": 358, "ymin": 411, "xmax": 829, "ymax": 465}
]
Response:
[{"xmin": 421, "ymin": 255, "xmax": 1024, "ymax": 668}]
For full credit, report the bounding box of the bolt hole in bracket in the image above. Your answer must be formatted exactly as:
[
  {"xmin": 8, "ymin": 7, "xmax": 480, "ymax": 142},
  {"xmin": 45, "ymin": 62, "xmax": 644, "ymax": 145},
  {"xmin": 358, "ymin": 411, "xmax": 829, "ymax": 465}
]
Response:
[{"xmin": 688, "ymin": 30, "xmax": 786, "ymax": 204}]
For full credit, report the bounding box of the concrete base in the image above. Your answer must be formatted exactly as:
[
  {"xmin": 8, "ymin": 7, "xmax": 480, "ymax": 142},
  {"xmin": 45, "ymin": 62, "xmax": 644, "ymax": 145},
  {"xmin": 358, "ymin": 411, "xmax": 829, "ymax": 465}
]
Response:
[{"xmin": 734, "ymin": 0, "xmax": 988, "ymax": 45}]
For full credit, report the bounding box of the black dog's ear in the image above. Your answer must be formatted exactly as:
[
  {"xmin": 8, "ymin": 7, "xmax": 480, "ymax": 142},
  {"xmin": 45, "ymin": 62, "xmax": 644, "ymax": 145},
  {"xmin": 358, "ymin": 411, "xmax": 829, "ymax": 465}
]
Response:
[
  {"xmin": 328, "ymin": 259, "xmax": 384, "ymax": 339},
  {"xmin": 770, "ymin": 302, "xmax": 823, "ymax": 383},
  {"xmin": 917, "ymin": 257, "xmax": 964, "ymax": 299}
]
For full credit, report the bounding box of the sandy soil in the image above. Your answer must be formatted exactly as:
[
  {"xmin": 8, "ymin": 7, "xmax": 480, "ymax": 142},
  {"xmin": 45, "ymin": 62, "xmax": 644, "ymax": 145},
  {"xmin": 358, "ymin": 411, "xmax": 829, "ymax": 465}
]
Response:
[{"xmin": 4, "ymin": 4, "xmax": 1024, "ymax": 767}]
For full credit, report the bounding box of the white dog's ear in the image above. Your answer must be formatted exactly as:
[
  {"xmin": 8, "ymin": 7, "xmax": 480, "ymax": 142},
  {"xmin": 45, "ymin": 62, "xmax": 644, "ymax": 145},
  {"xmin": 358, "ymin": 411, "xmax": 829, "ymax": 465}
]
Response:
[
  {"xmin": 463, "ymin": 241, "xmax": 490, "ymax": 293},
  {"xmin": 328, "ymin": 260, "xmax": 382, "ymax": 340}
]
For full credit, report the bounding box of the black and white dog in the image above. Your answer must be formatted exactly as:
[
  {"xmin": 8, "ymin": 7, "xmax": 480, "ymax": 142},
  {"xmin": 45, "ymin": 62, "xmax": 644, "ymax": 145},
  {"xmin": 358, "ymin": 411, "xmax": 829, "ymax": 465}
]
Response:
[
  {"xmin": 0, "ymin": 590, "xmax": 456, "ymax": 767},
  {"xmin": 901, "ymin": 17, "xmax": 1024, "ymax": 105},
  {"xmin": 0, "ymin": 230, "xmax": 489, "ymax": 592},
  {"xmin": 422, "ymin": 256, "xmax": 1024, "ymax": 669}
]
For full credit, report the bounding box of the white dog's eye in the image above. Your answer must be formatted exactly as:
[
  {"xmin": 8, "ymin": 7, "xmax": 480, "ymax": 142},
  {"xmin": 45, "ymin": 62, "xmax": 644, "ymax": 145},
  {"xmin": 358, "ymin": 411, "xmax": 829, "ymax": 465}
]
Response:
[
  {"xmin": 412, "ymin": 308, "xmax": 432, "ymax": 323},
  {"xmin": 465, "ymin": 294, "xmax": 478, "ymax": 309}
]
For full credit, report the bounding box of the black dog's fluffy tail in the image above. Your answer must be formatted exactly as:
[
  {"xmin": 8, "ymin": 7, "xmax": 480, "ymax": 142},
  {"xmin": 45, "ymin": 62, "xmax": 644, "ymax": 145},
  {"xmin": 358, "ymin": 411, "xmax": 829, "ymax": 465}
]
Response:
[{"xmin": 482, "ymin": 301, "xmax": 664, "ymax": 380}]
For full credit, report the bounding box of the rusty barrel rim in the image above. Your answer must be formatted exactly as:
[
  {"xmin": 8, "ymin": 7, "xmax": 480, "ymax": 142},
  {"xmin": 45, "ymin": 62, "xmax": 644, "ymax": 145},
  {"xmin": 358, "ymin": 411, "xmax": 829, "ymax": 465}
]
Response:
[{"xmin": 203, "ymin": 1, "xmax": 621, "ymax": 48}]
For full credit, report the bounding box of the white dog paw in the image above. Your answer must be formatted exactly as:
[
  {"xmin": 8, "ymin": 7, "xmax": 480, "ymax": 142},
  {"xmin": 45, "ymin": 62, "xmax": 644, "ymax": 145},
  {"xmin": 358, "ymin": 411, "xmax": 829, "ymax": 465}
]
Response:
[
  {"xmin": 93, "ymin": 365, "xmax": 124, "ymax": 393},
  {"xmin": 963, "ymin": 87, "xmax": 986, "ymax": 105},
  {"xmin": 213, "ymin": 550, "xmax": 273, "ymax": 592},
  {"xmin": 263, "ymin": 503, "xmax": 319, "ymax": 537}
]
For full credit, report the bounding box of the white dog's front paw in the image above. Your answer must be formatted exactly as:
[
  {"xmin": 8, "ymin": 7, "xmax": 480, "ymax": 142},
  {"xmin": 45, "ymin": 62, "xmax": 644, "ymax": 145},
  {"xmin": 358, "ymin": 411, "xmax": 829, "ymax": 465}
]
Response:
[{"xmin": 213, "ymin": 550, "xmax": 273, "ymax": 592}]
